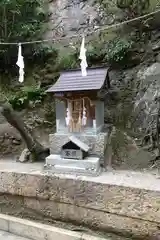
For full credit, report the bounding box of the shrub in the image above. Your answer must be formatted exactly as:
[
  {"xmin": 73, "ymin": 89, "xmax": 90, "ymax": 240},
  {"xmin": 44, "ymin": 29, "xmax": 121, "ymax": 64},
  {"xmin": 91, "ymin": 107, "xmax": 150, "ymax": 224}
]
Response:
[
  {"xmin": 86, "ymin": 37, "xmax": 133, "ymax": 66},
  {"xmin": 106, "ymin": 37, "xmax": 133, "ymax": 65},
  {"xmin": 116, "ymin": 0, "xmax": 150, "ymax": 18},
  {"xmin": 8, "ymin": 85, "xmax": 46, "ymax": 110},
  {"xmin": 0, "ymin": 0, "xmax": 49, "ymax": 70},
  {"xmin": 32, "ymin": 44, "xmax": 58, "ymax": 64},
  {"xmin": 55, "ymin": 51, "xmax": 78, "ymax": 71},
  {"xmin": 87, "ymin": 42, "xmax": 107, "ymax": 65}
]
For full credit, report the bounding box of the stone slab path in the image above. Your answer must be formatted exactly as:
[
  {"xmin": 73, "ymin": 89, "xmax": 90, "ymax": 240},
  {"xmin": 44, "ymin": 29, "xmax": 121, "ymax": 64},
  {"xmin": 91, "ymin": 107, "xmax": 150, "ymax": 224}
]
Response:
[{"xmin": 0, "ymin": 230, "xmax": 30, "ymax": 240}]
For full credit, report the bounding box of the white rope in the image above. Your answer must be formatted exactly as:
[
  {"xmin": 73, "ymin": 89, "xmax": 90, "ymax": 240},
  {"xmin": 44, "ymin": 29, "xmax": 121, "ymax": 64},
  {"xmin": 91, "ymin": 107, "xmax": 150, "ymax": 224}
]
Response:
[{"xmin": 0, "ymin": 8, "xmax": 160, "ymax": 45}]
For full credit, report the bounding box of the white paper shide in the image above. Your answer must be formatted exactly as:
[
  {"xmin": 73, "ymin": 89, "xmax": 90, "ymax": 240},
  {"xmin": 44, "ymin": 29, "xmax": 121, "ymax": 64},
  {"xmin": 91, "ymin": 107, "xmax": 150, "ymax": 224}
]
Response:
[
  {"xmin": 79, "ymin": 36, "xmax": 88, "ymax": 77},
  {"xmin": 16, "ymin": 43, "xmax": 24, "ymax": 83}
]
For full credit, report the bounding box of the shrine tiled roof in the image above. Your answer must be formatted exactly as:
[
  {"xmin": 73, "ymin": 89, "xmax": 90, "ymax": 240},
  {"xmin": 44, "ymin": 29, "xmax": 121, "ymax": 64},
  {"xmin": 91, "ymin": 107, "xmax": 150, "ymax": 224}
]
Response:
[{"xmin": 46, "ymin": 67, "xmax": 108, "ymax": 93}]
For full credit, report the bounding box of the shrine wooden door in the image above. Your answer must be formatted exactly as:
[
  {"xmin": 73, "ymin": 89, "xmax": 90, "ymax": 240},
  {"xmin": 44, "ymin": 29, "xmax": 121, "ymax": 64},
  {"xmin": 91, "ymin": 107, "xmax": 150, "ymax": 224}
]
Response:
[{"xmin": 71, "ymin": 99, "xmax": 82, "ymax": 132}]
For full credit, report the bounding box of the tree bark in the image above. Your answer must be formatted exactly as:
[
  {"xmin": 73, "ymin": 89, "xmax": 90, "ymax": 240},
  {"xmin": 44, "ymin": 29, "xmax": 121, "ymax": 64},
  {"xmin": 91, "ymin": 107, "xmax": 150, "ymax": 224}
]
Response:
[{"xmin": 0, "ymin": 104, "xmax": 50, "ymax": 162}]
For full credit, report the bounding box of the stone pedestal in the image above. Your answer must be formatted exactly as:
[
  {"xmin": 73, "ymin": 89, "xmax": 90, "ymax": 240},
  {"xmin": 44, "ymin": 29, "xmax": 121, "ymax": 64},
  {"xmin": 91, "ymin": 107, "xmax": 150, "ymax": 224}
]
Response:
[
  {"xmin": 45, "ymin": 154, "xmax": 100, "ymax": 176},
  {"xmin": 45, "ymin": 132, "xmax": 108, "ymax": 176},
  {"xmin": 49, "ymin": 132, "xmax": 108, "ymax": 163}
]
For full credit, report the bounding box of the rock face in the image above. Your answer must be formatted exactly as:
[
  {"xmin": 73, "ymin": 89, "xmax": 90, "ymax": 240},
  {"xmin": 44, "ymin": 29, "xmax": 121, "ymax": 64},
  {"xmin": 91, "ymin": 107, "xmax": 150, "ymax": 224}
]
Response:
[
  {"xmin": 104, "ymin": 60, "xmax": 160, "ymax": 169},
  {"xmin": 46, "ymin": 0, "xmax": 123, "ymax": 38},
  {"xmin": 135, "ymin": 62, "xmax": 160, "ymax": 133}
]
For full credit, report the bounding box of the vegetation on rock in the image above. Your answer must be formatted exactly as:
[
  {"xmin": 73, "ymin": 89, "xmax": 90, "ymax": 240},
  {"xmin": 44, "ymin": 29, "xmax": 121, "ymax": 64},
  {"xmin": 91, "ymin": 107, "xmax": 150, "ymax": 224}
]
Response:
[
  {"xmin": 116, "ymin": 0, "xmax": 150, "ymax": 17},
  {"xmin": 87, "ymin": 35, "xmax": 134, "ymax": 66}
]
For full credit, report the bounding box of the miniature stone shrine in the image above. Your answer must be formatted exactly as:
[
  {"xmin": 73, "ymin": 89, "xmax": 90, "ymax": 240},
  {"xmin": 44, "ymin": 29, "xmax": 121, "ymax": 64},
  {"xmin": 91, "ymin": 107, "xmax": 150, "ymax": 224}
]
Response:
[{"xmin": 45, "ymin": 67, "xmax": 109, "ymax": 176}]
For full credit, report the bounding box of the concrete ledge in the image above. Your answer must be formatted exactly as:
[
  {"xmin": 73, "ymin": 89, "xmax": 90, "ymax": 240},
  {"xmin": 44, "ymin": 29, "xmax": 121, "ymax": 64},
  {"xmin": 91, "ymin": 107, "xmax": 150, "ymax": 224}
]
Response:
[
  {"xmin": 0, "ymin": 214, "xmax": 107, "ymax": 240},
  {"xmin": 0, "ymin": 160, "xmax": 159, "ymax": 238}
]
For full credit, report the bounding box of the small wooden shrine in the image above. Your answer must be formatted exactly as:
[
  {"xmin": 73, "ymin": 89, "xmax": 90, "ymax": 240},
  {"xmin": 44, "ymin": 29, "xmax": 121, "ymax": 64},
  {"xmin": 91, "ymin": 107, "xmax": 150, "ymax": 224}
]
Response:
[
  {"xmin": 46, "ymin": 67, "xmax": 109, "ymax": 135},
  {"xmin": 45, "ymin": 67, "xmax": 109, "ymax": 176}
]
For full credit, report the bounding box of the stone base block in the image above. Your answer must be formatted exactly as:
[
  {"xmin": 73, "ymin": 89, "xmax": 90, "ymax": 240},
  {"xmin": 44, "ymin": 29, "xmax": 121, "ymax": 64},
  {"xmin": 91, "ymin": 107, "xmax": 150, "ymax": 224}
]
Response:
[
  {"xmin": 49, "ymin": 132, "xmax": 108, "ymax": 164},
  {"xmin": 45, "ymin": 154, "xmax": 101, "ymax": 176}
]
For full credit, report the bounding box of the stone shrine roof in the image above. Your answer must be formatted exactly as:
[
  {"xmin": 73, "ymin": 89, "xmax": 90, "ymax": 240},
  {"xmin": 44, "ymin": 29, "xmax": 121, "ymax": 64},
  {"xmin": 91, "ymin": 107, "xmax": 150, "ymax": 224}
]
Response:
[
  {"xmin": 68, "ymin": 136, "xmax": 90, "ymax": 152},
  {"xmin": 46, "ymin": 67, "xmax": 108, "ymax": 93}
]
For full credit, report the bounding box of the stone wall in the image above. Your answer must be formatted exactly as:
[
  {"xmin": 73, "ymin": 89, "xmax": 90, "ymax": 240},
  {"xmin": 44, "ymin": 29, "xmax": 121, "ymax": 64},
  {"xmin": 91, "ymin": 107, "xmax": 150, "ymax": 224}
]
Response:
[{"xmin": 0, "ymin": 166, "xmax": 159, "ymax": 239}]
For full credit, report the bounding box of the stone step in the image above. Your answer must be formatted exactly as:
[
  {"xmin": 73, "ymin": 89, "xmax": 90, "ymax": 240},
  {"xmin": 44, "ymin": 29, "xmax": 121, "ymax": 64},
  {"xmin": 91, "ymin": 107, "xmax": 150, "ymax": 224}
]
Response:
[
  {"xmin": 46, "ymin": 164, "xmax": 101, "ymax": 176},
  {"xmin": 0, "ymin": 230, "xmax": 30, "ymax": 240},
  {"xmin": 0, "ymin": 214, "xmax": 109, "ymax": 240},
  {"xmin": 45, "ymin": 154, "xmax": 101, "ymax": 176}
]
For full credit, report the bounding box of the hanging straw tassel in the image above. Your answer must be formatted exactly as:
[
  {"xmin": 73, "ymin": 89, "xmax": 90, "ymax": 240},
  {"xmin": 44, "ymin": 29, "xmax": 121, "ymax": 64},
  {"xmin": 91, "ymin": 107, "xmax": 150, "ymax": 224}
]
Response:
[
  {"xmin": 16, "ymin": 43, "xmax": 24, "ymax": 83},
  {"xmin": 65, "ymin": 100, "xmax": 71, "ymax": 126},
  {"xmin": 82, "ymin": 98, "xmax": 87, "ymax": 126},
  {"xmin": 79, "ymin": 35, "xmax": 88, "ymax": 77},
  {"xmin": 77, "ymin": 109, "xmax": 82, "ymax": 132}
]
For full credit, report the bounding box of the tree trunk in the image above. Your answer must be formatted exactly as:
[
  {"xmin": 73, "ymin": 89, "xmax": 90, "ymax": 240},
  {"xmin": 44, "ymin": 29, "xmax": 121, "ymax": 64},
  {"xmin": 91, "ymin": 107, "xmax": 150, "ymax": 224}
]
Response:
[{"xmin": 0, "ymin": 104, "xmax": 50, "ymax": 162}]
